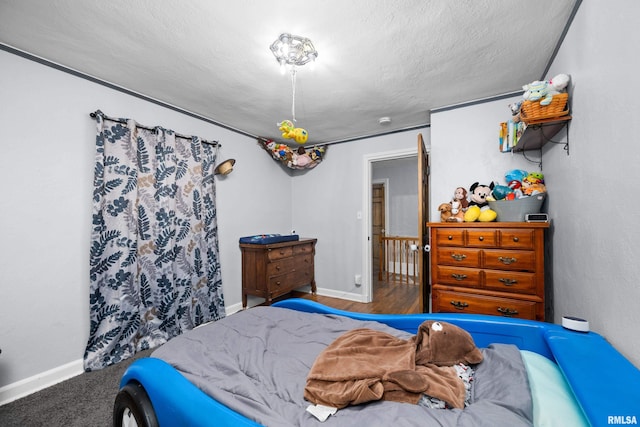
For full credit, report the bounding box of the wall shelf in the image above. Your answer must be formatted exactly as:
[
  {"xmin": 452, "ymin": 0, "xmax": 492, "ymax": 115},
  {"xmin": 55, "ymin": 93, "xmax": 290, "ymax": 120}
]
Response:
[{"xmin": 513, "ymin": 116, "xmax": 571, "ymax": 152}]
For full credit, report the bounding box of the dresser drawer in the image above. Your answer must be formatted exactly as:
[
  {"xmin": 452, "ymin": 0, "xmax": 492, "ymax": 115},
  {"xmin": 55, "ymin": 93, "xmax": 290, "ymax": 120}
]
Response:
[
  {"xmin": 434, "ymin": 228, "xmax": 465, "ymax": 246},
  {"xmin": 295, "ymin": 254, "xmax": 314, "ymax": 268},
  {"xmin": 434, "ymin": 266, "xmax": 481, "ymax": 287},
  {"xmin": 294, "ymin": 243, "xmax": 315, "ymax": 255},
  {"xmin": 291, "ymin": 266, "xmax": 314, "ymax": 286},
  {"xmin": 500, "ymin": 229, "xmax": 535, "ymax": 249},
  {"xmin": 267, "ymin": 259, "xmax": 291, "ymax": 277},
  {"xmin": 267, "ymin": 255, "xmax": 312, "ymax": 276},
  {"xmin": 268, "ymin": 267, "xmax": 313, "ymax": 290},
  {"xmin": 267, "ymin": 246, "xmax": 293, "ymax": 261},
  {"xmin": 483, "ymin": 249, "xmax": 536, "ymax": 271},
  {"xmin": 466, "ymin": 229, "xmax": 498, "ymax": 247},
  {"xmin": 436, "ymin": 247, "xmax": 481, "ymax": 267},
  {"xmin": 483, "ymin": 269, "xmax": 537, "ymax": 294},
  {"xmin": 433, "ymin": 289, "xmax": 537, "ymax": 320}
]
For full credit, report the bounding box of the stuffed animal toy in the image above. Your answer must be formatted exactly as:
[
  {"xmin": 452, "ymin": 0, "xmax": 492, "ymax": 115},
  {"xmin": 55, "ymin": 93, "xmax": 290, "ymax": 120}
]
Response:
[
  {"xmin": 505, "ymin": 169, "xmax": 528, "ymax": 183},
  {"xmin": 508, "ymin": 101, "xmax": 522, "ymax": 122},
  {"xmin": 491, "ymin": 184, "xmax": 513, "ymax": 201},
  {"xmin": 507, "ymin": 180, "xmax": 523, "ymax": 199},
  {"xmin": 292, "ymin": 146, "xmax": 312, "ymax": 168},
  {"xmin": 449, "ymin": 200, "xmax": 465, "ymax": 222},
  {"xmin": 453, "ymin": 187, "xmax": 469, "ymax": 210},
  {"xmin": 548, "ymin": 73, "xmax": 570, "ymax": 93},
  {"xmin": 292, "ymin": 127, "xmax": 308, "ymax": 144},
  {"xmin": 521, "ymin": 173, "xmax": 547, "ymax": 195},
  {"xmin": 526, "ymin": 171, "xmax": 544, "ymax": 184},
  {"xmin": 309, "ymin": 146, "xmax": 324, "ymax": 161},
  {"xmin": 439, "ymin": 202, "xmax": 464, "ymax": 223},
  {"xmin": 438, "ymin": 203, "xmax": 453, "ymax": 222},
  {"xmin": 413, "ymin": 320, "xmax": 484, "ymax": 367},
  {"xmin": 522, "ymin": 73, "xmax": 570, "ymax": 106},
  {"xmin": 278, "ymin": 120, "xmax": 309, "ymax": 144},
  {"xmin": 468, "ymin": 182, "xmax": 493, "ymax": 208},
  {"xmin": 522, "ymin": 176, "xmax": 547, "ymax": 196},
  {"xmin": 464, "ymin": 182, "xmax": 497, "ymax": 222}
]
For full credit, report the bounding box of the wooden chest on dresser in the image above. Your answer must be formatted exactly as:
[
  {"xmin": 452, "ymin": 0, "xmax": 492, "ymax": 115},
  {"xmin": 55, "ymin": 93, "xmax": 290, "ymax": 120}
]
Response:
[
  {"xmin": 240, "ymin": 238, "xmax": 317, "ymax": 308},
  {"xmin": 428, "ymin": 223, "xmax": 549, "ymax": 321}
]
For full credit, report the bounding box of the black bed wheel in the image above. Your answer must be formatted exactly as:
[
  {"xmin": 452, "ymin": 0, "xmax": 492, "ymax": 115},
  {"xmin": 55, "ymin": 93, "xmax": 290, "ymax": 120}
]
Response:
[{"xmin": 113, "ymin": 382, "xmax": 159, "ymax": 427}]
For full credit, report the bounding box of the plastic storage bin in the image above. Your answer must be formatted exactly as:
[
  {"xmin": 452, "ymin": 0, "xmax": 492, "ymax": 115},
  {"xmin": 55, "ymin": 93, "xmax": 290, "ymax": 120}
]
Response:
[{"xmin": 488, "ymin": 194, "xmax": 546, "ymax": 222}]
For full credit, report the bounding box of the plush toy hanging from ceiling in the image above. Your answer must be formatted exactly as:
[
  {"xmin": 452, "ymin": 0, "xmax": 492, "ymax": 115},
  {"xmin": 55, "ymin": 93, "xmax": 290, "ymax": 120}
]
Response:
[
  {"xmin": 278, "ymin": 120, "xmax": 308, "ymax": 144},
  {"xmin": 277, "ymin": 67, "xmax": 309, "ymax": 144}
]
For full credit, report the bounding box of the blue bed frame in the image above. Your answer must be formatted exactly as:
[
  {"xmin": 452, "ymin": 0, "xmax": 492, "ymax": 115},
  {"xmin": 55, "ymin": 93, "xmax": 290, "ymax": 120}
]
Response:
[{"xmin": 118, "ymin": 299, "xmax": 640, "ymax": 427}]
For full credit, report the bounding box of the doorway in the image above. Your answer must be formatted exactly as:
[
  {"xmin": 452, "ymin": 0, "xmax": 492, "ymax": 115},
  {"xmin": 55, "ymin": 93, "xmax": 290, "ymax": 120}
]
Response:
[
  {"xmin": 362, "ymin": 135, "xmax": 429, "ymax": 312},
  {"xmin": 362, "ymin": 149, "xmax": 422, "ymax": 312}
]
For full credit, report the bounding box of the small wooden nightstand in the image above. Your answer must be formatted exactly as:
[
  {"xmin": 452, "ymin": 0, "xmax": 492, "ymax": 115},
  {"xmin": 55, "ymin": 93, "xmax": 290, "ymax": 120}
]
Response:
[{"xmin": 240, "ymin": 238, "xmax": 317, "ymax": 308}]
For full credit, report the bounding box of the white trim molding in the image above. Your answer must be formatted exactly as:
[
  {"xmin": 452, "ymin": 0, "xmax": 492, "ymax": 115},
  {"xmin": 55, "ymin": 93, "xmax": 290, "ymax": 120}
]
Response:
[{"xmin": 0, "ymin": 359, "xmax": 84, "ymax": 406}]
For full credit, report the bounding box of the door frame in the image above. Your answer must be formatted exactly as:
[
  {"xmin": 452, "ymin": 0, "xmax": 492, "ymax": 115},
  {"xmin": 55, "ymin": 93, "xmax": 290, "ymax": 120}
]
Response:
[{"xmin": 361, "ymin": 147, "xmax": 417, "ymax": 303}]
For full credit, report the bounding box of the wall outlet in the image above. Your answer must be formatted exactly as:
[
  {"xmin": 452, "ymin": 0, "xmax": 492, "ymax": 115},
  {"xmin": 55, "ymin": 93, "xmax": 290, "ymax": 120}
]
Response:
[{"xmin": 354, "ymin": 274, "xmax": 362, "ymax": 286}]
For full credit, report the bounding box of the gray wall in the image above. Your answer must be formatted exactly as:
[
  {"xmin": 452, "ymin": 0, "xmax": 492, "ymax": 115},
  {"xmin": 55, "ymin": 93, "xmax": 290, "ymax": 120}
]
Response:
[{"xmin": 542, "ymin": 0, "xmax": 640, "ymax": 366}]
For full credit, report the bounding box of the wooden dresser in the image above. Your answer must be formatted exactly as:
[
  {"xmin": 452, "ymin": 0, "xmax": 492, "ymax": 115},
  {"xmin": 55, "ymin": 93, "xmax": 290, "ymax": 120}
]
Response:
[
  {"xmin": 240, "ymin": 238, "xmax": 317, "ymax": 308},
  {"xmin": 428, "ymin": 223, "xmax": 548, "ymax": 321}
]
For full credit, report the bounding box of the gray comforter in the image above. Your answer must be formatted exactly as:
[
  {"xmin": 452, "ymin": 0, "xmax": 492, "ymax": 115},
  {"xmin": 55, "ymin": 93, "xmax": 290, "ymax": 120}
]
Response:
[{"xmin": 152, "ymin": 306, "xmax": 533, "ymax": 426}]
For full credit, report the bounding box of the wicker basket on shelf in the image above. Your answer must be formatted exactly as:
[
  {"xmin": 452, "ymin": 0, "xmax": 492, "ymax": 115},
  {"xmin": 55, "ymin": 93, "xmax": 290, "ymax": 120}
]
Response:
[{"xmin": 520, "ymin": 92, "xmax": 569, "ymax": 124}]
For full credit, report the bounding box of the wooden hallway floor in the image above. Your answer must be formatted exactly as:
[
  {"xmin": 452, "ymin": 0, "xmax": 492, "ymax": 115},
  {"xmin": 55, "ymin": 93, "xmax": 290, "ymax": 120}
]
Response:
[{"xmin": 289, "ymin": 275, "xmax": 421, "ymax": 314}]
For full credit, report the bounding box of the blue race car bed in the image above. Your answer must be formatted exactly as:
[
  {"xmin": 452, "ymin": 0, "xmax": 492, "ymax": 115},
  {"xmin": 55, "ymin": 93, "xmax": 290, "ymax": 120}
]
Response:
[{"xmin": 114, "ymin": 299, "xmax": 640, "ymax": 427}]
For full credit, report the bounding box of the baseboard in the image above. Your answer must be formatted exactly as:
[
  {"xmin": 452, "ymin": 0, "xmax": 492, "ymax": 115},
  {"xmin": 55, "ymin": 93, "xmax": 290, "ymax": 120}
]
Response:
[
  {"xmin": 315, "ymin": 287, "xmax": 367, "ymax": 303},
  {"xmin": 225, "ymin": 302, "xmax": 244, "ymax": 315},
  {"xmin": 0, "ymin": 358, "xmax": 84, "ymax": 406},
  {"xmin": 225, "ymin": 287, "xmax": 366, "ymax": 315}
]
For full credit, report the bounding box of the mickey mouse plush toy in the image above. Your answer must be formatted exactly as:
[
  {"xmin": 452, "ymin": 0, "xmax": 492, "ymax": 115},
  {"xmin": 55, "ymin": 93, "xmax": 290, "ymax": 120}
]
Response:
[{"xmin": 464, "ymin": 182, "xmax": 497, "ymax": 222}]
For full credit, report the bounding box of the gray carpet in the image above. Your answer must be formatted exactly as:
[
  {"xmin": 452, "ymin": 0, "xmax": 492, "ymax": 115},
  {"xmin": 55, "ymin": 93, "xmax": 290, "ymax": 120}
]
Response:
[{"xmin": 0, "ymin": 349, "xmax": 153, "ymax": 427}]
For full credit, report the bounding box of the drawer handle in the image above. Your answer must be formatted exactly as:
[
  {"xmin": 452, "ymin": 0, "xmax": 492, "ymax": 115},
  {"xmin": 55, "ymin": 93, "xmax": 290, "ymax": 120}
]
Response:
[
  {"xmin": 513, "ymin": 237, "xmax": 519, "ymax": 242},
  {"xmin": 497, "ymin": 307, "xmax": 519, "ymax": 317},
  {"xmin": 498, "ymin": 256, "xmax": 517, "ymax": 265},
  {"xmin": 447, "ymin": 235, "xmax": 453, "ymax": 240},
  {"xmin": 451, "ymin": 253, "xmax": 467, "ymax": 261},
  {"xmin": 499, "ymin": 278, "xmax": 518, "ymax": 286},
  {"xmin": 478, "ymin": 236, "xmax": 484, "ymax": 241},
  {"xmin": 450, "ymin": 300, "xmax": 469, "ymax": 310},
  {"xmin": 451, "ymin": 273, "xmax": 467, "ymax": 281}
]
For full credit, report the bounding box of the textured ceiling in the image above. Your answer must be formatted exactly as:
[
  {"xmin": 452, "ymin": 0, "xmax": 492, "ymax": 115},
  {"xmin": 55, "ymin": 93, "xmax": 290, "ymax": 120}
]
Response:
[{"xmin": 0, "ymin": 0, "xmax": 579, "ymax": 145}]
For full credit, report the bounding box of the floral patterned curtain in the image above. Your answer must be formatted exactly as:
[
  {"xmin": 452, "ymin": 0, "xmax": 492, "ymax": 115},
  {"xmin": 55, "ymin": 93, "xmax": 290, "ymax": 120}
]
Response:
[{"xmin": 84, "ymin": 111, "xmax": 225, "ymax": 371}]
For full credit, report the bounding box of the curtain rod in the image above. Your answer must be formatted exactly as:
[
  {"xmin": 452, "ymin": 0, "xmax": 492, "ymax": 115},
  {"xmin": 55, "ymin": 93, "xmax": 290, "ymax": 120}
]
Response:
[{"xmin": 89, "ymin": 111, "xmax": 221, "ymax": 147}]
